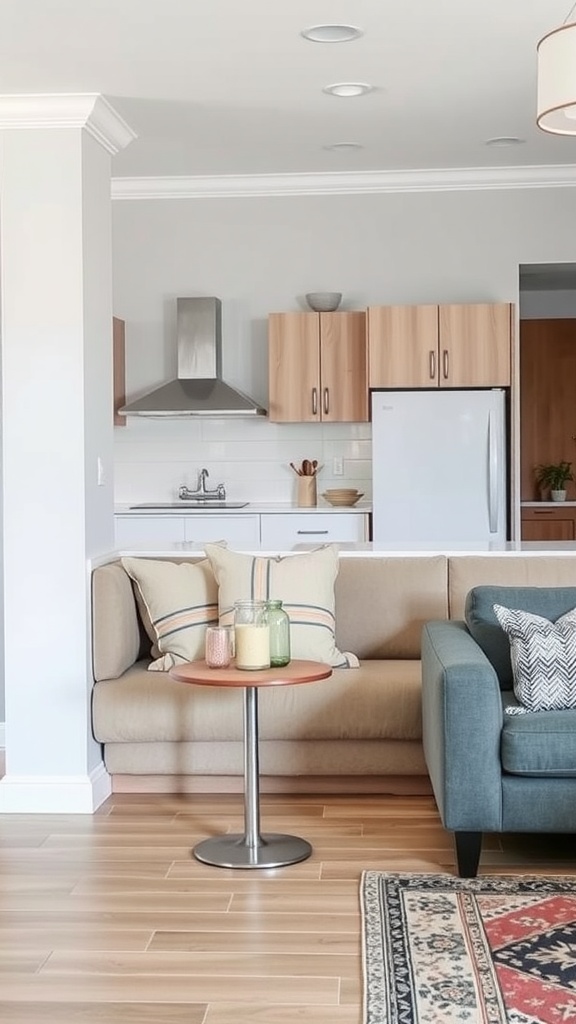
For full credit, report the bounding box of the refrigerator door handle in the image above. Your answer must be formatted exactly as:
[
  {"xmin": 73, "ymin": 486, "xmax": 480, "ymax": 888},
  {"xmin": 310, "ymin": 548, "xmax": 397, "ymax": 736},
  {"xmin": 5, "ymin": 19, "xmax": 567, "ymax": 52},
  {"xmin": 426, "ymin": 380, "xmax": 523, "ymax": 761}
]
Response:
[{"xmin": 488, "ymin": 409, "xmax": 499, "ymax": 533}]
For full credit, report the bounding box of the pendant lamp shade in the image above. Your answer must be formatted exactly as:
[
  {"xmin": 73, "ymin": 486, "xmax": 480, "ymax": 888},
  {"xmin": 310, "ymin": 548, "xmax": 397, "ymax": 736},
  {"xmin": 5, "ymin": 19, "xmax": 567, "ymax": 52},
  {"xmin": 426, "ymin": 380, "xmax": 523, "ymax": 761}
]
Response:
[{"xmin": 537, "ymin": 22, "xmax": 576, "ymax": 134}]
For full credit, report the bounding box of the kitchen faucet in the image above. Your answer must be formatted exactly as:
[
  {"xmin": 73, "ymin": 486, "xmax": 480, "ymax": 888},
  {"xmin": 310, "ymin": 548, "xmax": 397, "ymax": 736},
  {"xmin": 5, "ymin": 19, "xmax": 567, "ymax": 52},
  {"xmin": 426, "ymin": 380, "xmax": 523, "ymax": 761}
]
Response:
[{"xmin": 179, "ymin": 468, "xmax": 226, "ymax": 501}]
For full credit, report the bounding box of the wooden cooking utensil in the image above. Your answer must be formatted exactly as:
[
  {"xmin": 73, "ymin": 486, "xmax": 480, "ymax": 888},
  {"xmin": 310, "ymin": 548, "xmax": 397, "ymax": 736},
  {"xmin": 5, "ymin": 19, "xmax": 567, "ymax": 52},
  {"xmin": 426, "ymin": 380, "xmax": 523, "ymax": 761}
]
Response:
[
  {"xmin": 290, "ymin": 462, "xmax": 302, "ymax": 476},
  {"xmin": 302, "ymin": 459, "xmax": 312, "ymax": 476}
]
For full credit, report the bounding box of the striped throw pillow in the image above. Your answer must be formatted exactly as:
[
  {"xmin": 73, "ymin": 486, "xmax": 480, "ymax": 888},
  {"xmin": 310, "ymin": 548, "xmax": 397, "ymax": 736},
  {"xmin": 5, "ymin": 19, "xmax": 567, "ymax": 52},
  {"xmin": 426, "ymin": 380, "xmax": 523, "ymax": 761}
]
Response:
[
  {"xmin": 494, "ymin": 603, "xmax": 576, "ymax": 714},
  {"xmin": 121, "ymin": 557, "xmax": 218, "ymax": 670},
  {"xmin": 204, "ymin": 543, "xmax": 359, "ymax": 669}
]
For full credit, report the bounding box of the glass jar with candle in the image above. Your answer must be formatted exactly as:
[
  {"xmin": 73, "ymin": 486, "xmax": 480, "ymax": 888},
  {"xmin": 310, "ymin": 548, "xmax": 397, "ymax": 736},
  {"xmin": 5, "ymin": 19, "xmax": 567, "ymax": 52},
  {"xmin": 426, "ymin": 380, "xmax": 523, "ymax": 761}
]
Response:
[
  {"xmin": 233, "ymin": 600, "xmax": 270, "ymax": 670},
  {"xmin": 265, "ymin": 600, "xmax": 291, "ymax": 667}
]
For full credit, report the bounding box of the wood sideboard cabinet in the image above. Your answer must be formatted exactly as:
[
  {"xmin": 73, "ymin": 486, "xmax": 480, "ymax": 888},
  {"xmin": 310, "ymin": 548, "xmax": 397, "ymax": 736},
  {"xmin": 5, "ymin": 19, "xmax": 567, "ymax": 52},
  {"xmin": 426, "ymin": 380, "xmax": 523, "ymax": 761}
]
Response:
[
  {"xmin": 268, "ymin": 311, "xmax": 368, "ymax": 423},
  {"xmin": 368, "ymin": 302, "xmax": 512, "ymax": 389},
  {"xmin": 521, "ymin": 505, "xmax": 576, "ymax": 541}
]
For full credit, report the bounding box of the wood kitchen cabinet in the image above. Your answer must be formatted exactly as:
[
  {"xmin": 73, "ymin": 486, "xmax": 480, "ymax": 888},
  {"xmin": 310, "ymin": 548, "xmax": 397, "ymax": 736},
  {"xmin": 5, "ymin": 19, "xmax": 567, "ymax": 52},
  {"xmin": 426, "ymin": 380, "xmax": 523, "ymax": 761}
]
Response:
[
  {"xmin": 521, "ymin": 505, "xmax": 576, "ymax": 540},
  {"xmin": 368, "ymin": 302, "xmax": 512, "ymax": 389},
  {"xmin": 268, "ymin": 311, "xmax": 368, "ymax": 423},
  {"xmin": 113, "ymin": 316, "xmax": 126, "ymax": 427},
  {"xmin": 520, "ymin": 318, "xmax": 576, "ymax": 501}
]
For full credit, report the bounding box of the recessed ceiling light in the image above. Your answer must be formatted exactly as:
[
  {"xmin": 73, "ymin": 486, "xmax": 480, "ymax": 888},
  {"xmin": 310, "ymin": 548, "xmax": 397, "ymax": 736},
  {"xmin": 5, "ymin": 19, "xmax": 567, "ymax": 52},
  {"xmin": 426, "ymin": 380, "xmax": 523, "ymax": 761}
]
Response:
[
  {"xmin": 485, "ymin": 136, "xmax": 525, "ymax": 147},
  {"xmin": 301, "ymin": 24, "xmax": 363, "ymax": 43},
  {"xmin": 324, "ymin": 143, "xmax": 364, "ymax": 152},
  {"xmin": 323, "ymin": 82, "xmax": 373, "ymax": 98}
]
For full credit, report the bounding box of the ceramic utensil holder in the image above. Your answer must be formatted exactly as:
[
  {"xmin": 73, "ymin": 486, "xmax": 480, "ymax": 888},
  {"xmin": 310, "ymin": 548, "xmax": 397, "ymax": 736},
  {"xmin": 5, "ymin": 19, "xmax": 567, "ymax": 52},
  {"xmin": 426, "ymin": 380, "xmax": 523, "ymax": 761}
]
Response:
[{"xmin": 297, "ymin": 475, "xmax": 317, "ymax": 507}]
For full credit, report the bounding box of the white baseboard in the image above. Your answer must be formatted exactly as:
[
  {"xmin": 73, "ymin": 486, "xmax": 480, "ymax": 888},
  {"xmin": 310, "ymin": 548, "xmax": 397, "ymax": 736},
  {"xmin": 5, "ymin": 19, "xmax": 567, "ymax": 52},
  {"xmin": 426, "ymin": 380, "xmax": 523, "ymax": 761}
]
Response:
[{"xmin": 0, "ymin": 761, "xmax": 111, "ymax": 813}]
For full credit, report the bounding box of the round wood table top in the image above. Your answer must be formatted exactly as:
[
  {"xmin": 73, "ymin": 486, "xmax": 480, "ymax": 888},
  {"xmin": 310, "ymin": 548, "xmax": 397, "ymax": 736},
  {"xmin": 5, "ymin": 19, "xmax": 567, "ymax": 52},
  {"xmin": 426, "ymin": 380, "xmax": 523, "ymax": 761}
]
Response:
[{"xmin": 169, "ymin": 659, "xmax": 333, "ymax": 688}]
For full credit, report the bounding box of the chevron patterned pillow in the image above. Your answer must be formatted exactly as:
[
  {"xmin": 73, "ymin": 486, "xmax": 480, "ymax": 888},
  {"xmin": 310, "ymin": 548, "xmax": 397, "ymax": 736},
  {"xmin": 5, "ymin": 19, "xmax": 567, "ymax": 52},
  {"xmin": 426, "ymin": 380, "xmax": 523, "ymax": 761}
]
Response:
[{"xmin": 493, "ymin": 603, "xmax": 576, "ymax": 714}]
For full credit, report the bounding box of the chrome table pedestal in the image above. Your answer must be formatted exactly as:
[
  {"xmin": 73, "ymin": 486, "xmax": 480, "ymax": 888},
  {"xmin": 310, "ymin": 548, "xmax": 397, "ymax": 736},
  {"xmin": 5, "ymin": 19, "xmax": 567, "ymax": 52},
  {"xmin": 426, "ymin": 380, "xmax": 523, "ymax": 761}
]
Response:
[
  {"xmin": 193, "ymin": 686, "xmax": 312, "ymax": 868},
  {"xmin": 169, "ymin": 659, "xmax": 332, "ymax": 869}
]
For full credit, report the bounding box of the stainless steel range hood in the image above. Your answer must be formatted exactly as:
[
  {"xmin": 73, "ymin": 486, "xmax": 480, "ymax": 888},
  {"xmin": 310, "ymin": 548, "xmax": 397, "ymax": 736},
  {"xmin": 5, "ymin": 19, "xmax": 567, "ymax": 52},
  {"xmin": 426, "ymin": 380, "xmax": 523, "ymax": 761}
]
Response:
[{"xmin": 118, "ymin": 297, "xmax": 266, "ymax": 417}]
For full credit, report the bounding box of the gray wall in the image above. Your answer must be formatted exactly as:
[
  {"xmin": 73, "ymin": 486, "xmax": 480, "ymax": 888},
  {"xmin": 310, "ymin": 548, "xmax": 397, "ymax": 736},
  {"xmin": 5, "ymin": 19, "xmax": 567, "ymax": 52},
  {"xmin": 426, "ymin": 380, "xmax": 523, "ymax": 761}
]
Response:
[{"xmin": 112, "ymin": 187, "xmax": 576, "ymax": 398}]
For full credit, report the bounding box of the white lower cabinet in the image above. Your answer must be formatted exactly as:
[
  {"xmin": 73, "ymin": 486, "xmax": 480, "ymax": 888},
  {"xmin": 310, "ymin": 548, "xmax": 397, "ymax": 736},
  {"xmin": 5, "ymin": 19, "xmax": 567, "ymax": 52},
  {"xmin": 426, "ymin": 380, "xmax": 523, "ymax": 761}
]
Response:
[
  {"xmin": 115, "ymin": 515, "xmax": 185, "ymax": 547},
  {"xmin": 115, "ymin": 514, "xmax": 260, "ymax": 549},
  {"xmin": 184, "ymin": 515, "xmax": 260, "ymax": 548},
  {"xmin": 115, "ymin": 511, "xmax": 368, "ymax": 550},
  {"xmin": 260, "ymin": 512, "xmax": 368, "ymax": 550}
]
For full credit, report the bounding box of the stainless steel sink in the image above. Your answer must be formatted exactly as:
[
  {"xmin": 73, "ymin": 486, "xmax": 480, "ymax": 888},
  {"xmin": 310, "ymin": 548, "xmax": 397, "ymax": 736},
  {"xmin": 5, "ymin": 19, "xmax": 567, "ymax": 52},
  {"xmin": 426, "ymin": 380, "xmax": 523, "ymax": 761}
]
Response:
[{"xmin": 129, "ymin": 501, "xmax": 249, "ymax": 510}]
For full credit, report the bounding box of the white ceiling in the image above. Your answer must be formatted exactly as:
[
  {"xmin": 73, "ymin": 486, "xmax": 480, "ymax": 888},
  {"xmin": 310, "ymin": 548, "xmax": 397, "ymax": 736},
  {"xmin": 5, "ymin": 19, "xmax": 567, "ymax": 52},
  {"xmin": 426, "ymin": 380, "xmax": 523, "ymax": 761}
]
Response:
[{"xmin": 1, "ymin": 0, "xmax": 575, "ymax": 180}]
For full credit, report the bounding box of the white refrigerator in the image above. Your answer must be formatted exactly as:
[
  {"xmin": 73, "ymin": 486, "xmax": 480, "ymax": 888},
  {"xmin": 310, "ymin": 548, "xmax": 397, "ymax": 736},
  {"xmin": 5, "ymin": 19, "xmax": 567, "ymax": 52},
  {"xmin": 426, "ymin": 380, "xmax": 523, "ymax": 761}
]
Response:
[{"xmin": 371, "ymin": 389, "xmax": 508, "ymax": 544}]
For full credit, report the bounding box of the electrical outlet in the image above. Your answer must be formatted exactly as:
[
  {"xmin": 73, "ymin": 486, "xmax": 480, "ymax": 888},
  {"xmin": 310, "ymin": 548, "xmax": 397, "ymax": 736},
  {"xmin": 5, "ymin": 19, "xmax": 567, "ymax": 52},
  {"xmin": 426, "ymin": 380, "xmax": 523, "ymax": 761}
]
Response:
[
  {"xmin": 97, "ymin": 456, "xmax": 105, "ymax": 486},
  {"xmin": 333, "ymin": 456, "xmax": 344, "ymax": 476}
]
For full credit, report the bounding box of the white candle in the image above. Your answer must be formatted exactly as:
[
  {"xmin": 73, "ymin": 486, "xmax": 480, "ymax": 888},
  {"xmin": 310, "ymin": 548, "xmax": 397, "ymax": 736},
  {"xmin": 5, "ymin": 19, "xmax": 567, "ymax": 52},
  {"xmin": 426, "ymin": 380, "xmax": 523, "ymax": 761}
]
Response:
[{"xmin": 235, "ymin": 623, "xmax": 270, "ymax": 670}]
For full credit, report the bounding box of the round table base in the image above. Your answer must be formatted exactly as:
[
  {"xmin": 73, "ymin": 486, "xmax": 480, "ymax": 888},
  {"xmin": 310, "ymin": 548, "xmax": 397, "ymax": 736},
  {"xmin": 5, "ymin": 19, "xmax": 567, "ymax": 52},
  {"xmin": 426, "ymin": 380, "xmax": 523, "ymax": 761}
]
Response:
[{"xmin": 193, "ymin": 833, "xmax": 313, "ymax": 869}]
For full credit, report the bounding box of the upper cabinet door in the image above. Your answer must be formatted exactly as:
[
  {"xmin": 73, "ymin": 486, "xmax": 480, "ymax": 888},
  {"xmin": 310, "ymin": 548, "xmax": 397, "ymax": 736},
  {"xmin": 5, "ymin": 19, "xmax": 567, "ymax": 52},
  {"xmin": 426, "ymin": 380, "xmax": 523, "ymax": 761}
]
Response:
[
  {"xmin": 439, "ymin": 303, "xmax": 511, "ymax": 388},
  {"xmin": 268, "ymin": 313, "xmax": 321, "ymax": 422},
  {"xmin": 368, "ymin": 305, "xmax": 439, "ymax": 387},
  {"xmin": 320, "ymin": 311, "xmax": 368, "ymax": 422}
]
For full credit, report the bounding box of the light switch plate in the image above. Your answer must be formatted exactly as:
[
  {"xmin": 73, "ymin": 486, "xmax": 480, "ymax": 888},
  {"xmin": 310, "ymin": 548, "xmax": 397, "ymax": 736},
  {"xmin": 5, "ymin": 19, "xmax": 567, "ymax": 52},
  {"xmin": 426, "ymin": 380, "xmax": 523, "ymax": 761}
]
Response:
[{"xmin": 333, "ymin": 456, "xmax": 344, "ymax": 476}]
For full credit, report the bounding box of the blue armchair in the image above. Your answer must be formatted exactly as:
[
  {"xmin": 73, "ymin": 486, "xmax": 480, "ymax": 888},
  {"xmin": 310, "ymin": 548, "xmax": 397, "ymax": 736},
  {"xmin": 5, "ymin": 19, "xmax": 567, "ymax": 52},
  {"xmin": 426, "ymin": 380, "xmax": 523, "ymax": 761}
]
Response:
[{"xmin": 421, "ymin": 585, "xmax": 576, "ymax": 877}]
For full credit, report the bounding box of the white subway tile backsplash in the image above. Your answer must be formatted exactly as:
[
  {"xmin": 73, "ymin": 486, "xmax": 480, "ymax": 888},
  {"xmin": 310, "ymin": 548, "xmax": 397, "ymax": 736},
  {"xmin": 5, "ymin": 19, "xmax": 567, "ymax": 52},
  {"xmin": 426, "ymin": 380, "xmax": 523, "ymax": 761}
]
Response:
[{"xmin": 114, "ymin": 420, "xmax": 373, "ymax": 504}]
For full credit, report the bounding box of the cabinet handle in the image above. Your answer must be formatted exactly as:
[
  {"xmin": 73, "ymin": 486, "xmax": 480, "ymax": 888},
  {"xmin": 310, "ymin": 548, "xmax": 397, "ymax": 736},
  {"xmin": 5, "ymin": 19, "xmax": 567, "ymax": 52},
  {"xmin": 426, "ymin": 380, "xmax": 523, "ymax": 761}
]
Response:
[
  {"xmin": 533, "ymin": 510, "xmax": 555, "ymax": 515},
  {"xmin": 297, "ymin": 529, "xmax": 329, "ymax": 535},
  {"xmin": 442, "ymin": 349, "xmax": 449, "ymax": 379},
  {"xmin": 323, "ymin": 387, "xmax": 329, "ymax": 414},
  {"xmin": 429, "ymin": 350, "xmax": 436, "ymax": 380},
  {"xmin": 312, "ymin": 388, "xmax": 318, "ymax": 415}
]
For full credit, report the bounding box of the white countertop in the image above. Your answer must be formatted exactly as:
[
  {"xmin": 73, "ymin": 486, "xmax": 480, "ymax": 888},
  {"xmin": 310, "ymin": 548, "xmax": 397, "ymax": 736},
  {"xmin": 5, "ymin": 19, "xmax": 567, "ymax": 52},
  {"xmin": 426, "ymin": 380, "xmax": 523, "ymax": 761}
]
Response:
[
  {"xmin": 293, "ymin": 541, "xmax": 576, "ymax": 555},
  {"xmin": 90, "ymin": 539, "xmax": 576, "ymax": 568},
  {"xmin": 115, "ymin": 502, "xmax": 372, "ymax": 515}
]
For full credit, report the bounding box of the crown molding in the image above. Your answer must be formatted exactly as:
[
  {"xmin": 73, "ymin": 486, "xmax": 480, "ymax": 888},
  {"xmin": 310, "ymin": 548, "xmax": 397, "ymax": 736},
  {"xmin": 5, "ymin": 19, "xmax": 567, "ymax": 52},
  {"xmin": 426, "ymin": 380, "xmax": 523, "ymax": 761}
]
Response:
[
  {"xmin": 0, "ymin": 94, "xmax": 136, "ymax": 154},
  {"xmin": 111, "ymin": 163, "xmax": 576, "ymax": 200}
]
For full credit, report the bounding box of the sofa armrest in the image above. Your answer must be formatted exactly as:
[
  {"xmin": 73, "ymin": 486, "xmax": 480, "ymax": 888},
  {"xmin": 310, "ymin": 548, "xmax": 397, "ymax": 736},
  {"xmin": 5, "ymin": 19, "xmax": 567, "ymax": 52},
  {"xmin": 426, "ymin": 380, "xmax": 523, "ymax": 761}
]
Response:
[
  {"xmin": 421, "ymin": 620, "xmax": 503, "ymax": 832},
  {"xmin": 91, "ymin": 563, "xmax": 142, "ymax": 681}
]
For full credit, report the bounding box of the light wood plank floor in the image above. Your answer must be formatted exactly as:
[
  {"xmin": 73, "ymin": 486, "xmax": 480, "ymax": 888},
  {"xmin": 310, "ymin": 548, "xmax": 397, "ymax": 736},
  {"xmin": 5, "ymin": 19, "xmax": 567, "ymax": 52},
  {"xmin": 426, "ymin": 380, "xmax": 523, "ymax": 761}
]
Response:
[{"xmin": 1, "ymin": 790, "xmax": 576, "ymax": 1024}]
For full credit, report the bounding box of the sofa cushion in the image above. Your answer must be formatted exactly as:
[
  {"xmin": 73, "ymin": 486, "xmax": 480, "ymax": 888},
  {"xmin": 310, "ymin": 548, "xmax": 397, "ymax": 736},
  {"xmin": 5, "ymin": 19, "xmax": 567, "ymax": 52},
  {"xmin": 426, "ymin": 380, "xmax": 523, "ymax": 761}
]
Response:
[
  {"xmin": 91, "ymin": 659, "xmax": 422, "ymax": 744},
  {"xmin": 494, "ymin": 603, "xmax": 576, "ymax": 713},
  {"xmin": 121, "ymin": 557, "xmax": 218, "ymax": 670},
  {"xmin": 204, "ymin": 543, "xmax": 358, "ymax": 668},
  {"xmin": 334, "ymin": 555, "xmax": 448, "ymax": 659},
  {"xmin": 449, "ymin": 556, "xmax": 576, "ymax": 620},
  {"xmin": 501, "ymin": 692, "xmax": 576, "ymax": 776},
  {"xmin": 464, "ymin": 586, "xmax": 576, "ymax": 688}
]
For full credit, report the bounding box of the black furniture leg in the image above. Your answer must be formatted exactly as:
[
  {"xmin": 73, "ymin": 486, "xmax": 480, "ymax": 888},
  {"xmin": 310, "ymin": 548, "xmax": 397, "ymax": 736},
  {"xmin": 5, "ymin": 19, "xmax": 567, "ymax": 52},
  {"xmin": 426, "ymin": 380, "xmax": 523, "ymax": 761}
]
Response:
[{"xmin": 454, "ymin": 831, "xmax": 482, "ymax": 878}]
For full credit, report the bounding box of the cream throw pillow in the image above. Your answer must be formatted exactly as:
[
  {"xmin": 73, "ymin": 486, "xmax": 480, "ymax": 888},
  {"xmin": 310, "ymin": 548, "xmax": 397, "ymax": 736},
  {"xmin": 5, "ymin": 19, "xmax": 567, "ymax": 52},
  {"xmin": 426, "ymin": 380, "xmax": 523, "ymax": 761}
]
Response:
[
  {"xmin": 204, "ymin": 543, "xmax": 359, "ymax": 668},
  {"xmin": 121, "ymin": 557, "xmax": 218, "ymax": 671}
]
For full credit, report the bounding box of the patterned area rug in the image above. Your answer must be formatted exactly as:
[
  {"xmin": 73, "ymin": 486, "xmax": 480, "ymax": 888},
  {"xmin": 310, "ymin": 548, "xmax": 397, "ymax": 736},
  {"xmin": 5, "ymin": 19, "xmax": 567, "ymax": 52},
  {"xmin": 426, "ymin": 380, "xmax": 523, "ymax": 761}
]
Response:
[{"xmin": 361, "ymin": 870, "xmax": 576, "ymax": 1023}]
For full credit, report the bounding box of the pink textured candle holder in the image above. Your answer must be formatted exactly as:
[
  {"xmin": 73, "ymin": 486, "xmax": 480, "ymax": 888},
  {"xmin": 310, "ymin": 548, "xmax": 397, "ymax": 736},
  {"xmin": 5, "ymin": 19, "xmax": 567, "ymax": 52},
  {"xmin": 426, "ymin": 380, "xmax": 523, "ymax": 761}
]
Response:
[{"xmin": 205, "ymin": 626, "xmax": 233, "ymax": 668}]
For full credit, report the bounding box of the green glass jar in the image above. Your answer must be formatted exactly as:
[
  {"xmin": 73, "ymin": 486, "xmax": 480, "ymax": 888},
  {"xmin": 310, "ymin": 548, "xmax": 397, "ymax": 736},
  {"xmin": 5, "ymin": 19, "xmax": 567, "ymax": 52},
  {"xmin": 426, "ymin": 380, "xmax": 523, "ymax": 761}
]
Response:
[{"xmin": 265, "ymin": 599, "xmax": 291, "ymax": 667}]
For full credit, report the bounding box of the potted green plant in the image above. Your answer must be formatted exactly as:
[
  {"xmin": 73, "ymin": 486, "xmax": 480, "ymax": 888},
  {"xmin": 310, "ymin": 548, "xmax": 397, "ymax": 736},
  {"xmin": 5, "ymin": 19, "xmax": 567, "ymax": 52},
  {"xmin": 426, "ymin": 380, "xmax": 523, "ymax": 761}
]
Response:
[{"xmin": 535, "ymin": 460, "xmax": 574, "ymax": 502}]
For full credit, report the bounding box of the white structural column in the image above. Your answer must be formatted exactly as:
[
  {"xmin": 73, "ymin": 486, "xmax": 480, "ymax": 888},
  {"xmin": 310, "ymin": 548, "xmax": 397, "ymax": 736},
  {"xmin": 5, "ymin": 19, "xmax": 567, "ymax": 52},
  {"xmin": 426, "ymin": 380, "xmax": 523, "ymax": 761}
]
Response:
[{"xmin": 0, "ymin": 95, "xmax": 136, "ymax": 812}]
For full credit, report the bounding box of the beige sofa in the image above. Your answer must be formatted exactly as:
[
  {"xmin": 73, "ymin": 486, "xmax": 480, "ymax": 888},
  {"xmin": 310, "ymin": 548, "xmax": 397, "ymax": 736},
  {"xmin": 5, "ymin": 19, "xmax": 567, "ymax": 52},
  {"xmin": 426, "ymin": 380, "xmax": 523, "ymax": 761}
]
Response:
[{"xmin": 91, "ymin": 552, "xmax": 576, "ymax": 792}]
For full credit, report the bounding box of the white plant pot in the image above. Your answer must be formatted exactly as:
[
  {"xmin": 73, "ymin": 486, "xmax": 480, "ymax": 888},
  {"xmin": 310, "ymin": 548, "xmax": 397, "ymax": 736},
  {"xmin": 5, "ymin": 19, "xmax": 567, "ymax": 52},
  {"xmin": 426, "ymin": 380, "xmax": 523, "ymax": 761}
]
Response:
[{"xmin": 551, "ymin": 490, "xmax": 567, "ymax": 502}]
